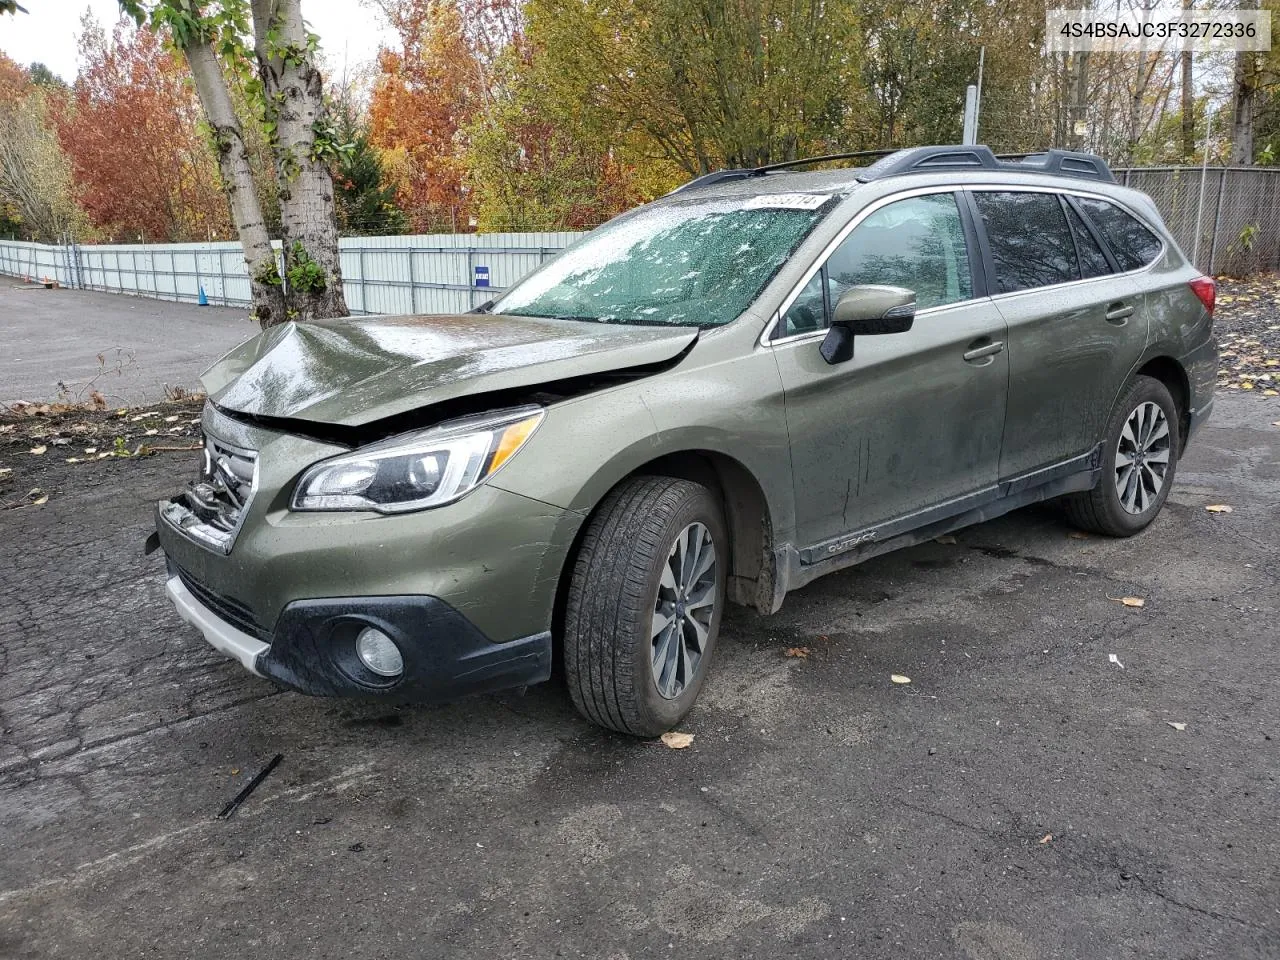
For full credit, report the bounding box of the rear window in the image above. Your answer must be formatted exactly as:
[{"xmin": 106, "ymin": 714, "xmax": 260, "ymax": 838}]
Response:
[
  {"xmin": 1064, "ymin": 202, "xmax": 1112, "ymax": 278},
  {"xmin": 1076, "ymin": 198, "xmax": 1163, "ymax": 271},
  {"xmin": 973, "ymin": 191, "xmax": 1079, "ymax": 294}
]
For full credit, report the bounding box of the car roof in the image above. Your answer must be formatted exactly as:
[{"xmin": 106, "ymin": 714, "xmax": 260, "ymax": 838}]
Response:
[
  {"xmin": 658, "ymin": 146, "xmax": 1162, "ymax": 226},
  {"xmin": 663, "ymin": 144, "xmax": 1130, "ymax": 203}
]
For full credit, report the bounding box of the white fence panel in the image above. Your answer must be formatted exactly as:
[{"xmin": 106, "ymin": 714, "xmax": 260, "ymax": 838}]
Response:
[{"xmin": 0, "ymin": 232, "xmax": 584, "ymax": 316}]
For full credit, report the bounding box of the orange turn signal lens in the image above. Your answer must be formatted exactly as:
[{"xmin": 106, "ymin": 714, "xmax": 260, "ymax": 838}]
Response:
[{"xmin": 488, "ymin": 415, "xmax": 541, "ymax": 474}]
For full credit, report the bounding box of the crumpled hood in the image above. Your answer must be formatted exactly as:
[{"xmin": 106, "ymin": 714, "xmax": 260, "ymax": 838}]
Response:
[{"xmin": 203, "ymin": 313, "xmax": 699, "ymax": 427}]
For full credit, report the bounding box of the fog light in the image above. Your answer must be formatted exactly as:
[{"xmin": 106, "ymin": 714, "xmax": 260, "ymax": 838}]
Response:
[{"xmin": 355, "ymin": 627, "xmax": 403, "ymax": 678}]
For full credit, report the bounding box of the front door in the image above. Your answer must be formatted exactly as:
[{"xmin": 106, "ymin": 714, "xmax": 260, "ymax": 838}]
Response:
[{"xmin": 771, "ymin": 191, "xmax": 1009, "ymax": 552}]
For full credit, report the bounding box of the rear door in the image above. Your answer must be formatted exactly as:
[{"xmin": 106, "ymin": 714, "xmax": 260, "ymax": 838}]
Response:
[
  {"xmin": 969, "ymin": 188, "xmax": 1152, "ymax": 480},
  {"xmin": 771, "ymin": 189, "xmax": 1009, "ymax": 551}
]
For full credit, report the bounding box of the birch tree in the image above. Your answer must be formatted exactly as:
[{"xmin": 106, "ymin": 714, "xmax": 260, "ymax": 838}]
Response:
[{"xmin": 122, "ymin": 0, "xmax": 347, "ymax": 326}]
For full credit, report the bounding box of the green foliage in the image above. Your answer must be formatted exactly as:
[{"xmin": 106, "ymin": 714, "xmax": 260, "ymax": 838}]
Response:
[
  {"xmin": 284, "ymin": 241, "xmax": 326, "ymax": 294},
  {"xmin": 334, "ymin": 132, "xmax": 406, "ymax": 236},
  {"xmin": 27, "ymin": 63, "xmax": 64, "ymax": 88},
  {"xmin": 525, "ymin": 0, "xmax": 863, "ymax": 176},
  {"xmin": 253, "ymin": 258, "xmax": 282, "ymax": 286}
]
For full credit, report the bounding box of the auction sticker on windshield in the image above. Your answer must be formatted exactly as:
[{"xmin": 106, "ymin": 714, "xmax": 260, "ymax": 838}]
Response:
[{"xmin": 743, "ymin": 193, "xmax": 831, "ymax": 211}]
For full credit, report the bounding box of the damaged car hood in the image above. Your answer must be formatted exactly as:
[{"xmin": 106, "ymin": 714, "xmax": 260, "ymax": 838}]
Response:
[{"xmin": 203, "ymin": 313, "xmax": 699, "ymax": 427}]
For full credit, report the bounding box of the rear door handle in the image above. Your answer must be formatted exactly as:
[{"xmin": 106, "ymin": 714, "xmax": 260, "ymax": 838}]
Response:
[
  {"xmin": 963, "ymin": 340, "xmax": 1005, "ymax": 363},
  {"xmin": 1105, "ymin": 302, "xmax": 1135, "ymax": 323}
]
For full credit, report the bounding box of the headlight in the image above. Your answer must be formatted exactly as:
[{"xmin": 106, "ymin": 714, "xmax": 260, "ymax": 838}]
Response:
[{"xmin": 291, "ymin": 406, "xmax": 544, "ymax": 513}]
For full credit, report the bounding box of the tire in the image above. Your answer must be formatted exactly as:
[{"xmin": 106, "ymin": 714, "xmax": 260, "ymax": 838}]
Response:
[
  {"xmin": 563, "ymin": 476, "xmax": 727, "ymax": 736},
  {"xmin": 1064, "ymin": 375, "xmax": 1181, "ymax": 537}
]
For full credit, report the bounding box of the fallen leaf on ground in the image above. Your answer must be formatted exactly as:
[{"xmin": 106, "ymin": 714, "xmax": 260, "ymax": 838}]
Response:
[
  {"xmin": 1067, "ymin": 530, "xmax": 1090, "ymax": 539},
  {"xmin": 891, "ymin": 674, "xmax": 911, "ymax": 684},
  {"xmin": 163, "ymin": 415, "xmax": 180, "ymax": 423},
  {"xmin": 1109, "ymin": 654, "xmax": 1125, "ymax": 669},
  {"xmin": 784, "ymin": 647, "xmax": 810, "ymax": 658},
  {"xmin": 0, "ymin": 467, "xmax": 11, "ymax": 479},
  {"xmin": 1205, "ymin": 504, "xmax": 1233, "ymax": 513},
  {"xmin": 1166, "ymin": 721, "xmax": 1187, "ymax": 731},
  {"xmin": 29, "ymin": 445, "xmax": 46, "ymax": 455},
  {"xmin": 64, "ymin": 457, "xmax": 81, "ymax": 463},
  {"xmin": 84, "ymin": 447, "xmax": 96, "ymax": 454},
  {"xmin": 934, "ymin": 535, "xmax": 957, "ymax": 544},
  {"xmin": 1265, "ymin": 390, "xmax": 1279, "ymax": 397},
  {"xmin": 1039, "ymin": 833, "xmax": 1053, "ymax": 844},
  {"xmin": 30, "ymin": 489, "xmax": 48, "ymax": 505},
  {"xmin": 144, "ymin": 429, "xmax": 158, "ymax": 436},
  {"xmin": 660, "ymin": 731, "xmax": 694, "ymax": 749},
  {"xmin": 1109, "ymin": 595, "xmax": 1146, "ymax": 608}
]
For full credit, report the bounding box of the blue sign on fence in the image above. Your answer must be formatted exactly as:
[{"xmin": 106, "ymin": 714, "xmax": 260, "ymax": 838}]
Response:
[{"xmin": 474, "ymin": 265, "xmax": 490, "ymax": 288}]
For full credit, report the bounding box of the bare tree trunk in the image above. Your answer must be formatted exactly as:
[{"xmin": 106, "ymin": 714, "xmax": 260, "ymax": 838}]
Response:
[
  {"xmin": 1065, "ymin": 52, "xmax": 1089, "ymax": 150},
  {"xmin": 1230, "ymin": 53, "xmax": 1257, "ymax": 164},
  {"xmin": 251, "ymin": 0, "xmax": 348, "ymax": 322},
  {"xmin": 1231, "ymin": 0, "xmax": 1258, "ymax": 164},
  {"xmin": 184, "ymin": 38, "xmax": 286, "ymax": 327},
  {"xmin": 1180, "ymin": 0, "xmax": 1194, "ymax": 160}
]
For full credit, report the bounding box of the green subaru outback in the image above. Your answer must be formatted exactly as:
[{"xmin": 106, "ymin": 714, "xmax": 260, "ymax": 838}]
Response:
[{"xmin": 155, "ymin": 145, "xmax": 1217, "ymax": 736}]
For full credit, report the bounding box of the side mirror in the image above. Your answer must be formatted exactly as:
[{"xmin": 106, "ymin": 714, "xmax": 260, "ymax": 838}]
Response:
[{"xmin": 820, "ymin": 285, "xmax": 917, "ymax": 364}]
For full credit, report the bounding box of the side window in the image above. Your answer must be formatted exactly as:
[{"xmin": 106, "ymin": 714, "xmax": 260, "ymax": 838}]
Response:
[
  {"xmin": 1076, "ymin": 197, "xmax": 1162, "ymax": 271},
  {"xmin": 1064, "ymin": 201, "xmax": 1112, "ymax": 279},
  {"xmin": 973, "ymin": 191, "xmax": 1080, "ymax": 294},
  {"xmin": 778, "ymin": 272, "xmax": 826, "ymax": 337},
  {"xmin": 826, "ymin": 193, "xmax": 972, "ymax": 311},
  {"xmin": 777, "ymin": 192, "xmax": 972, "ymax": 337}
]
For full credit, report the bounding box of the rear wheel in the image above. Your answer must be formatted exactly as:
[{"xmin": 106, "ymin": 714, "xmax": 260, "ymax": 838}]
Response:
[
  {"xmin": 1065, "ymin": 375, "xmax": 1180, "ymax": 537},
  {"xmin": 563, "ymin": 476, "xmax": 726, "ymax": 736}
]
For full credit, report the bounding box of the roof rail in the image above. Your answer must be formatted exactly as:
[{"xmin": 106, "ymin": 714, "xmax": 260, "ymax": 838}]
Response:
[
  {"xmin": 995, "ymin": 149, "xmax": 1116, "ymax": 182},
  {"xmin": 671, "ymin": 144, "xmax": 1116, "ymax": 194},
  {"xmin": 856, "ymin": 145, "xmax": 1115, "ymax": 183},
  {"xmin": 671, "ymin": 149, "xmax": 899, "ymax": 194}
]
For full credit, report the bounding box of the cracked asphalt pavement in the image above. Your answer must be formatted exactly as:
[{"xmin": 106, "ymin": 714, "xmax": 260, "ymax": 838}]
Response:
[{"xmin": 1, "ymin": 394, "xmax": 1278, "ymax": 959}]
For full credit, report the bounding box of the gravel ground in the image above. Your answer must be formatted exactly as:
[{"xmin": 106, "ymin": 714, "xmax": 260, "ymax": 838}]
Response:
[{"xmin": 1, "ymin": 277, "xmax": 1279, "ymax": 957}]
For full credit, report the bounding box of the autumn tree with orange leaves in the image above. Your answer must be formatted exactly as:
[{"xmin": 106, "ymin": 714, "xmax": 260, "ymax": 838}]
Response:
[
  {"xmin": 368, "ymin": 0, "xmax": 481, "ymax": 233},
  {"xmin": 57, "ymin": 15, "xmax": 231, "ymax": 242}
]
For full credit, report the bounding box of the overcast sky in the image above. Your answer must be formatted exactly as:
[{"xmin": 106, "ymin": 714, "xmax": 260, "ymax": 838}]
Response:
[{"xmin": 0, "ymin": 0, "xmax": 391, "ymax": 83}]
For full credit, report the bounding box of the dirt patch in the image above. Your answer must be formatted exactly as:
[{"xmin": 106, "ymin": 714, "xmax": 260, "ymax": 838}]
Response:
[{"xmin": 0, "ymin": 399, "xmax": 205, "ymax": 511}]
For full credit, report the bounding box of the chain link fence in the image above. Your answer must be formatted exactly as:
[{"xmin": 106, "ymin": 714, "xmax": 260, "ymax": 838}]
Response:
[{"xmin": 1114, "ymin": 167, "xmax": 1280, "ymax": 276}]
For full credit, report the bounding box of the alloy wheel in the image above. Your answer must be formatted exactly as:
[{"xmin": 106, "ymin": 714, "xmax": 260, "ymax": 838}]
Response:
[
  {"xmin": 1114, "ymin": 400, "xmax": 1171, "ymax": 515},
  {"xmin": 650, "ymin": 522, "xmax": 718, "ymax": 699}
]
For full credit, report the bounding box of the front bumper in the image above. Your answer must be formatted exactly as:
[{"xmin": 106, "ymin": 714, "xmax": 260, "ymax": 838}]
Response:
[{"xmin": 166, "ymin": 568, "xmax": 553, "ymax": 700}]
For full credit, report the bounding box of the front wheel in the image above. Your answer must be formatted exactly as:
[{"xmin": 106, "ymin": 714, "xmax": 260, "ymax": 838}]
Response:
[
  {"xmin": 1065, "ymin": 375, "xmax": 1181, "ymax": 537},
  {"xmin": 563, "ymin": 476, "xmax": 727, "ymax": 736}
]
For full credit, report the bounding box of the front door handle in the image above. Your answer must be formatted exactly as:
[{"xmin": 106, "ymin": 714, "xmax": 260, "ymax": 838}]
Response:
[
  {"xmin": 1105, "ymin": 302, "xmax": 1135, "ymax": 323},
  {"xmin": 963, "ymin": 340, "xmax": 1005, "ymax": 363}
]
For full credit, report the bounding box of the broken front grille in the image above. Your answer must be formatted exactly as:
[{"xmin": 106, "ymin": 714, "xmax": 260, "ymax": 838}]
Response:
[{"xmin": 160, "ymin": 435, "xmax": 258, "ymax": 554}]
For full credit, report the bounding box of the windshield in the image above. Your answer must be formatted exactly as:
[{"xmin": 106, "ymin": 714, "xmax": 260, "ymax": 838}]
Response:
[{"xmin": 491, "ymin": 193, "xmax": 838, "ymax": 328}]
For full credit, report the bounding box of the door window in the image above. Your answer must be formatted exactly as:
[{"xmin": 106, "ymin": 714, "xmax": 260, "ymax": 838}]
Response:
[
  {"xmin": 1064, "ymin": 201, "xmax": 1112, "ymax": 278},
  {"xmin": 1075, "ymin": 197, "xmax": 1163, "ymax": 271},
  {"xmin": 777, "ymin": 192, "xmax": 971, "ymax": 338},
  {"xmin": 973, "ymin": 191, "xmax": 1080, "ymax": 293}
]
